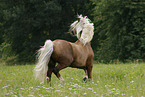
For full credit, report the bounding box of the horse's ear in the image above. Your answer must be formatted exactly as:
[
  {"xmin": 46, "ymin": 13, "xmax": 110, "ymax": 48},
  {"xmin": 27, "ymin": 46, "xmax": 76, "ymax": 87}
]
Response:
[{"xmin": 77, "ymin": 14, "xmax": 82, "ymax": 22}]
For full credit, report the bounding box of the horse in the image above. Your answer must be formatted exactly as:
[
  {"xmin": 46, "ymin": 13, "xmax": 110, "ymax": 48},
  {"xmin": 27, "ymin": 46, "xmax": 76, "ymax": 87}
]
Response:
[{"xmin": 34, "ymin": 15, "xmax": 94, "ymax": 83}]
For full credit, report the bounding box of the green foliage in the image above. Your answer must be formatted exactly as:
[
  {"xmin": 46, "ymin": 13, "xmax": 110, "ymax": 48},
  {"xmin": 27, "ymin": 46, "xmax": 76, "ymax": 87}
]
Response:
[
  {"xmin": 1, "ymin": 0, "xmax": 93, "ymax": 63},
  {"xmin": 93, "ymin": 0, "xmax": 145, "ymax": 62},
  {"xmin": 2, "ymin": 0, "xmax": 63, "ymax": 63},
  {"xmin": 0, "ymin": 42, "xmax": 17, "ymax": 65},
  {"xmin": 0, "ymin": 43, "xmax": 12, "ymax": 59},
  {"xmin": 0, "ymin": 0, "xmax": 144, "ymax": 63}
]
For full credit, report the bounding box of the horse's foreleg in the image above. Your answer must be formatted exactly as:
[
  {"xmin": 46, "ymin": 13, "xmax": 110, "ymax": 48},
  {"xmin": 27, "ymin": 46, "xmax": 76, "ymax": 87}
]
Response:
[
  {"xmin": 86, "ymin": 57, "xmax": 93, "ymax": 81},
  {"xmin": 87, "ymin": 65, "xmax": 93, "ymax": 80},
  {"xmin": 83, "ymin": 69, "xmax": 88, "ymax": 82}
]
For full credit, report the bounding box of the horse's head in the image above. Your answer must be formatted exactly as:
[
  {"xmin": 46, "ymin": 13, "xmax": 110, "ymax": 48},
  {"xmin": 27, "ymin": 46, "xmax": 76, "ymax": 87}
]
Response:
[{"xmin": 69, "ymin": 15, "xmax": 94, "ymax": 45}]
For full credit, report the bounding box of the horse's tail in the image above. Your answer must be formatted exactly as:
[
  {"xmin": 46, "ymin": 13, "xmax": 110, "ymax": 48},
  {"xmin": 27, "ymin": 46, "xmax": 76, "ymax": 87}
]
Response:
[{"xmin": 34, "ymin": 40, "xmax": 53, "ymax": 83}]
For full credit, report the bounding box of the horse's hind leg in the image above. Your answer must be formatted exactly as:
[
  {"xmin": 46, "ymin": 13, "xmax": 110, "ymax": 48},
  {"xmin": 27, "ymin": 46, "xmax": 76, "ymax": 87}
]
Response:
[
  {"xmin": 53, "ymin": 63, "xmax": 68, "ymax": 81},
  {"xmin": 47, "ymin": 59, "xmax": 56, "ymax": 83}
]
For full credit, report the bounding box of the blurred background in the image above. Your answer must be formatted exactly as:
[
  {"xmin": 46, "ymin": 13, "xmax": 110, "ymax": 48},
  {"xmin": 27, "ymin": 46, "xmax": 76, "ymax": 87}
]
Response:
[{"xmin": 0, "ymin": 0, "xmax": 144, "ymax": 64}]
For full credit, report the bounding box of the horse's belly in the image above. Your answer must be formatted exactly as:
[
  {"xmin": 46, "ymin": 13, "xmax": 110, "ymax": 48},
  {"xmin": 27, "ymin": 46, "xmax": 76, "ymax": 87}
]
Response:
[
  {"xmin": 71, "ymin": 58, "xmax": 87, "ymax": 68},
  {"xmin": 71, "ymin": 51, "xmax": 88, "ymax": 68}
]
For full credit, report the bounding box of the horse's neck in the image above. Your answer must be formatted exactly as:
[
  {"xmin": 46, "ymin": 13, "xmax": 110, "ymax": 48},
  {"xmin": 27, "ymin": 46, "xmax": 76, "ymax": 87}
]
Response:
[{"xmin": 75, "ymin": 40, "xmax": 90, "ymax": 46}]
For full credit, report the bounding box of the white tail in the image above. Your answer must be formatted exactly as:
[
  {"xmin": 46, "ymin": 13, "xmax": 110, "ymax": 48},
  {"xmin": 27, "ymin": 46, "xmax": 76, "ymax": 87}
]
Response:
[{"xmin": 34, "ymin": 40, "xmax": 53, "ymax": 83}]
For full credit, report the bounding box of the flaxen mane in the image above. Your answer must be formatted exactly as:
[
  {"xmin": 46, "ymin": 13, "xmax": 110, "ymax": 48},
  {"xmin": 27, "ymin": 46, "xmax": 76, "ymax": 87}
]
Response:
[{"xmin": 70, "ymin": 15, "xmax": 94, "ymax": 45}]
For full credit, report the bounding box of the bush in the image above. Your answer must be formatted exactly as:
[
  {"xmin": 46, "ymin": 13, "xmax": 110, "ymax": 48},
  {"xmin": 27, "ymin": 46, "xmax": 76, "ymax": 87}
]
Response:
[{"xmin": 93, "ymin": 0, "xmax": 145, "ymax": 62}]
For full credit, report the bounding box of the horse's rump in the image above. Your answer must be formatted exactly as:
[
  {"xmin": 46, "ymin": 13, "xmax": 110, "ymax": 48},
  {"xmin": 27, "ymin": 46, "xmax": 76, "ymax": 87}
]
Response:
[{"xmin": 51, "ymin": 40, "xmax": 74, "ymax": 65}]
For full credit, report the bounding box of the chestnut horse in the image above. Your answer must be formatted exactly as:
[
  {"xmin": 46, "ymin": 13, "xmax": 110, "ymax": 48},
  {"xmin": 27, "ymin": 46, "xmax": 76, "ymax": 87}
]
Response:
[{"xmin": 34, "ymin": 15, "xmax": 94, "ymax": 83}]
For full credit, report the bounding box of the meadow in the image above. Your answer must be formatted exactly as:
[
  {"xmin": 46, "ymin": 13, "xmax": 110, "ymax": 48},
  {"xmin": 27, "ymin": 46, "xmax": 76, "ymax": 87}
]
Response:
[{"xmin": 0, "ymin": 62, "xmax": 145, "ymax": 97}]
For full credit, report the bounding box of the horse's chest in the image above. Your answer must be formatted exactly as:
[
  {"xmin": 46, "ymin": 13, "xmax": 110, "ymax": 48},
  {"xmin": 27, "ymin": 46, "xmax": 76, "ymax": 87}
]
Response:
[
  {"xmin": 72, "ymin": 51, "xmax": 88, "ymax": 67},
  {"xmin": 71, "ymin": 43, "xmax": 93, "ymax": 67}
]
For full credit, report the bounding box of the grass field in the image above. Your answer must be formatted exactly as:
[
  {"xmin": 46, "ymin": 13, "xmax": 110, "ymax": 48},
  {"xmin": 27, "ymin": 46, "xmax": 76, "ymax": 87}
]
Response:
[{"xmin": 0, "ymin": 62, "xmax": 145, "ymax": 97}]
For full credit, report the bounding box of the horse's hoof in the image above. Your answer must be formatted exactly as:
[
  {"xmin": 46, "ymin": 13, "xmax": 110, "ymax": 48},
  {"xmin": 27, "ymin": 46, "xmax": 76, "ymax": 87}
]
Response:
[
  {"xmin": 46, "ymin": 77, "xmax": 49, "ymax": 81},
  {"xmin": 46, "ymin": 77, "xmax": 50, "ymax": 83},
  {"xmin": 83, "ymin": 76, "xmax": 88, "ymax": 83}
]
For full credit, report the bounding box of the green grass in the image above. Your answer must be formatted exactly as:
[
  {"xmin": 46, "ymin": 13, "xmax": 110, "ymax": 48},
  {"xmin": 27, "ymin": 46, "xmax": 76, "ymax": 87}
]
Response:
[{"xmin": 0, "ymin": 62, "xmax": 145, "ymax": 97}]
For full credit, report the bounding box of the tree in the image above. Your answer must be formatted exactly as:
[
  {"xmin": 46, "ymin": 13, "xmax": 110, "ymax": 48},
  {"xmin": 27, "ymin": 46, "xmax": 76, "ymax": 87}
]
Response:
[
  {"xmin": 93, "ymin": 0, "xmax": 145, "ymax": 62},
  {"xmin": 1, "ymin": 0, "xmax": 94, "ymax": 63},
  {"xmin": 2, "ymin": 0, "xmax": 62, "ymax": 62}
]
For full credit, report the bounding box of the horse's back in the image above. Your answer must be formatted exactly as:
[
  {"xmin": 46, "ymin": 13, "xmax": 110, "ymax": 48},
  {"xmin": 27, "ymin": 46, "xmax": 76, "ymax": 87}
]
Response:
[{"xmin": 51, "ymin": 40, "xmax": 73, "ymax": 65}]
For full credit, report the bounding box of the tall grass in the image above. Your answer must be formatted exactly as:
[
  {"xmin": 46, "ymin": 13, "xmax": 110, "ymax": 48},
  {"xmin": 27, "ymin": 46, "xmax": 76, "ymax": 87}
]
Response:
[{"xmin": 0, "ymin": 62, "xmax": 145, "ymax": 97}]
